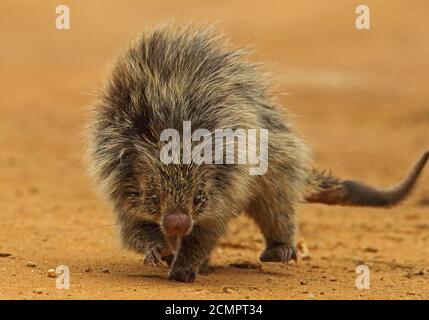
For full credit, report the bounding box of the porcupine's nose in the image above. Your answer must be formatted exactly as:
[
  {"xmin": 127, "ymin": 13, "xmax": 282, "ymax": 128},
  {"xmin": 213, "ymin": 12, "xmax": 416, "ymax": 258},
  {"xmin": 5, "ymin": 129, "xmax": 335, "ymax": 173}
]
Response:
[{"xmin": 162, "ymin": 209, "xmax": 192, "ymax": 237}]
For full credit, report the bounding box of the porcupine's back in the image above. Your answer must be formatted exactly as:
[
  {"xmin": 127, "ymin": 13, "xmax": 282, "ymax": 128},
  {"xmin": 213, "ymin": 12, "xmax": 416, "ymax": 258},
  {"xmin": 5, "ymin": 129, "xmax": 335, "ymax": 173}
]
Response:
[{"xmin": 102, "ymin": 25, "xmax": 274, "ymax": 134}]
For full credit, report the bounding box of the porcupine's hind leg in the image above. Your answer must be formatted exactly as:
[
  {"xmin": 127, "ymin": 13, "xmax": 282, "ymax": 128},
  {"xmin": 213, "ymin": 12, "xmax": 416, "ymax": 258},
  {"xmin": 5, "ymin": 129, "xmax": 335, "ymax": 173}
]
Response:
[
  {"xmin": 247, "ymin": 190, "xmax": 298, "ymax": 263},
  {"xmin": 245, "ymin": 140, "xmax": 308, "ymax": 263},
  {"xmin": 244, "ymin": 101, "xmax": 310, "ymax": 263}
]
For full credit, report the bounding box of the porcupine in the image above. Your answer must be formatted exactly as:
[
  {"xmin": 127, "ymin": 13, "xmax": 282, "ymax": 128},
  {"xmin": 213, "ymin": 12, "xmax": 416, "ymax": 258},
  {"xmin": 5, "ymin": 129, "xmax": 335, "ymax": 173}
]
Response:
[{"xmin": 87, "ymin": 25, "xmax": 428, "ymax": 282}]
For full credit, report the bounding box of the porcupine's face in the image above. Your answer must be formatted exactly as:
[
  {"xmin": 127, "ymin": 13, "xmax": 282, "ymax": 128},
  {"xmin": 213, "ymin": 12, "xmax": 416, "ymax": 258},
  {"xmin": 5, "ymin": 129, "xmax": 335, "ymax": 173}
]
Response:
[{"xmin": 114, "ymin": 143, "xmax": 215, "ymax": 238}]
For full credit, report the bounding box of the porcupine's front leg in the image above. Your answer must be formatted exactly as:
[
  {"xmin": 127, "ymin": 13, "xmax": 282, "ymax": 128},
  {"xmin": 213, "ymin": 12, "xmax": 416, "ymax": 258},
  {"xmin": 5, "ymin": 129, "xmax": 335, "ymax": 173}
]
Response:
[
  {"xmin": 120, "ymin": 220, "xmax": 174, "ymax": 266},
  {"xmin": 144, "ymin": 242, "xmax": 175, "ymax": 267},
  {"xmin": 168, "ymin": 224, "xmax": 222, "ymax": 282}
]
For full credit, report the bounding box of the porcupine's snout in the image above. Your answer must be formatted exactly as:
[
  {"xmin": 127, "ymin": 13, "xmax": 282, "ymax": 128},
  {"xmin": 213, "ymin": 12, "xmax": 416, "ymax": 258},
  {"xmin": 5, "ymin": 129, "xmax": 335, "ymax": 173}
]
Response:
[{"xmin": 161, "ymin": 209, "xmax": 193, "ymax": 237}]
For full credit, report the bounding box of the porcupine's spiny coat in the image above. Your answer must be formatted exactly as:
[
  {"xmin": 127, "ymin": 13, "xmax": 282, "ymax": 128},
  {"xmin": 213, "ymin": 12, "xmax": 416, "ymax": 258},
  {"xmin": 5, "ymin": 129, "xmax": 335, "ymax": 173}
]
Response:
[
  {"xmin": 88, "ymin": 25, "xmax": 428, "ymax": 282},
  {"xmin": 88, "ymin": 25, "xmax": 311, "ymax": 282}
]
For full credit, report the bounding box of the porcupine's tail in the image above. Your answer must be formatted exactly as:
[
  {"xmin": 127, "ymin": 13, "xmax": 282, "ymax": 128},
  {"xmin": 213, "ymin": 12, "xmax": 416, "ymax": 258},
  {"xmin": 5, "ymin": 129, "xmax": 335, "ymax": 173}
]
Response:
[{"xmin": 305, "ymin": 151, "xmax": 429, "ymax": 207}]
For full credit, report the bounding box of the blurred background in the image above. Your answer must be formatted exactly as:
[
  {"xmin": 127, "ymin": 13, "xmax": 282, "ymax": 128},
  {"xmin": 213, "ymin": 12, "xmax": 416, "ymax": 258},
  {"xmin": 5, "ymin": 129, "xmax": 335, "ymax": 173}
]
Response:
[{"xmin": 1, "ymin": 0, "xmax": 428, "ymax": 299}]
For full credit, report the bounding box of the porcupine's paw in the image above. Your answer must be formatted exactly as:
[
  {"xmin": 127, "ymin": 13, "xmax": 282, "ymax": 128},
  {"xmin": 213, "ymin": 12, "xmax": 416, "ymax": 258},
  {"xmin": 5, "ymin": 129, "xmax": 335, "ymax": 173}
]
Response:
[
  {"xmin": 168, "ymin": 265, "xmax": 197, "ymax": 283},
  {"xmin": 144, "ymin": 243, "xmax": 173, "ymax": 267},
  {"xmin": 161, "ymin": 254, "xmax": 174, "ymax": 267},
  {"xmin": 259, "ymin": 243, "xmax": 298, "ymax": 264}
]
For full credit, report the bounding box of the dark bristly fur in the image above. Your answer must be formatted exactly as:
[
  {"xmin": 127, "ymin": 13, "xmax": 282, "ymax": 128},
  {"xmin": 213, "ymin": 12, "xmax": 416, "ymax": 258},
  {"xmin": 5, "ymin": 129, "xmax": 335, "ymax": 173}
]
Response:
[{"xmin": 87, "ymin": 25, "xmax": 428, "ymax": 282}]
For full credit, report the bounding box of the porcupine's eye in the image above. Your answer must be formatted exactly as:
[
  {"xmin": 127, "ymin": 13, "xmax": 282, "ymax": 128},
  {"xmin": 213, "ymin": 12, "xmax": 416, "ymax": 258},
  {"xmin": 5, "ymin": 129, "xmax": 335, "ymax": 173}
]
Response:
[
  {"xmin": 128, "ymin": 191, "xmax": 142, "ymax": 198},
  {"xmin": 193, "ymin": 190, "xmax": 204, "ymax": 206},
  {"xmin": 142, "ymin": 192, "xmax": 161, "ymax": 215},
  {"xmin": 149, "ymin": 194, "xmax": 160, "ymax": 205}
]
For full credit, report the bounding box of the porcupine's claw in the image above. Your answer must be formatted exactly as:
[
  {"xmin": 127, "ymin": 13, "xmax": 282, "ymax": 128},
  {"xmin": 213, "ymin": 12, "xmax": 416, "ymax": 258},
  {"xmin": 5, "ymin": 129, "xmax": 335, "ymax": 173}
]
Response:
[{"xmin": 260, "ymin": 244, "xmax": 298, "ymax": 264}]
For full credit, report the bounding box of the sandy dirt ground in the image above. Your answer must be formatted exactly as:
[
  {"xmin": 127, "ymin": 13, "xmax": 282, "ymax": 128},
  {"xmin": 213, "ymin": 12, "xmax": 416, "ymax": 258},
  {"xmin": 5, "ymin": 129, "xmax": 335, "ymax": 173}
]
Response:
[{"xmin": 1, "ymin": 1, "xmax": 429, "ymax": 300}]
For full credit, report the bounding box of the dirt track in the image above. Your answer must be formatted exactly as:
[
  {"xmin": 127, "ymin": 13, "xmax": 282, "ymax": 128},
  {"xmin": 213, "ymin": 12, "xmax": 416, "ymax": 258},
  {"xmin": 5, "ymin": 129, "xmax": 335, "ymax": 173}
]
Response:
[{"xmin": 1, "ymin": 1, "xmax": 429, "ymax": 299}]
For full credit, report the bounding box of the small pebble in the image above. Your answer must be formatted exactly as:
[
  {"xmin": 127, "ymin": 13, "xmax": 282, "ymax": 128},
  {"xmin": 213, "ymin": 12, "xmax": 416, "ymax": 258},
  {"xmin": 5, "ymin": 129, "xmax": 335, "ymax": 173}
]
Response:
[
  {"xmin": 26, "ymin": 261, "xmax": 37, "ymax": 268},
  {"xmin": 0, "ymin": 253, "xmax": 12, "ymax": 258},
  {"xmin": 47, "ymin": 269, "xmax": 56, "ymax": 278},
  {"xmin": 297, "ymin": 239, "xmax": 311, "ymax": 260},
  {"xmin": 363, "ymin": 247, "xmax": 378, "ymax": 253},
  {"xmin": 405, "ymin": 270, "xmax": 425, "ymax": 278},
  {"xmin": 222, "ymin": 286, "xmax": 235, "ymax": 293}
]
